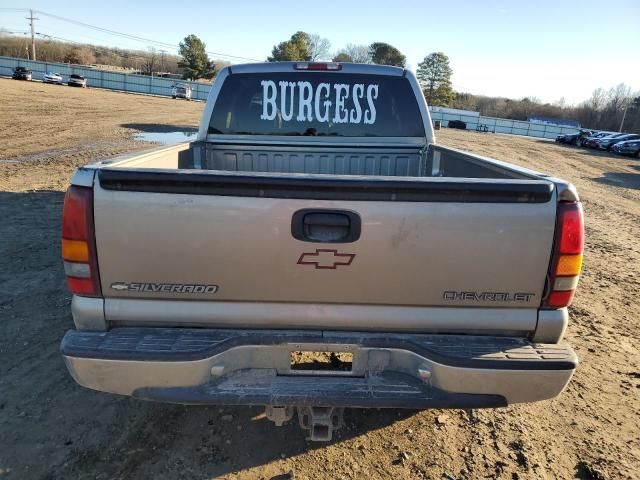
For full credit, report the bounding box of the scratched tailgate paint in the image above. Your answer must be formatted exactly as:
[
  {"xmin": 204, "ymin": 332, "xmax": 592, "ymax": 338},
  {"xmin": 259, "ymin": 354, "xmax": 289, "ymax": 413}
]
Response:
[{"xmin": 93, "ymin": 182, "xmax": 555, "ymax": 308}]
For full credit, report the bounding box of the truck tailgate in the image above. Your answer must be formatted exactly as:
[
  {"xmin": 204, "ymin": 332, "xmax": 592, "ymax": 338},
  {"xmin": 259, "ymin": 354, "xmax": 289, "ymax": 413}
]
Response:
[{"xmin": 92, "ymin": 169, "xmax": 556, "ymax": 330}]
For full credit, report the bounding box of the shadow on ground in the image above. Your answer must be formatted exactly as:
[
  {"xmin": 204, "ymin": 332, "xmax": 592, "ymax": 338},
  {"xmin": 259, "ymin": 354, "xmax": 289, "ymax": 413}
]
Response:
[
  {"xmin": 56, "ymin": 401, "xmax": 420, "ymax": 479},
  {"xmin": 593, "ymin": 171, "xmax": 640, "ymax": 190},
  {"xmin": 0, "ymin": 189, "xmax": 423, "ymax": 480}
]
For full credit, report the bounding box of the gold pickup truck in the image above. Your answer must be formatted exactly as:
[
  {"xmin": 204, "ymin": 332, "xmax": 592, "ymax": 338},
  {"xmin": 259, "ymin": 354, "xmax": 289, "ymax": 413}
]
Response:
[{"xmin": 60, "ymin": 62, "xmax": 582, "ymax": 441}]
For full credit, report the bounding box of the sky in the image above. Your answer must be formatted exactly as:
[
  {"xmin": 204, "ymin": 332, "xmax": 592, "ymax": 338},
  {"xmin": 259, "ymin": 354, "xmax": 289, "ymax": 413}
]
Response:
[{"xmin": 1, "ymin": 0, "xmax": 639, "ymax": 105}]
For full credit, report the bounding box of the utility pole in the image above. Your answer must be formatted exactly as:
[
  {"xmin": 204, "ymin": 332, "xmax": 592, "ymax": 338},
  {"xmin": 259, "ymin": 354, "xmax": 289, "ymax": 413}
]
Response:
[
  {"xmin": 160, "ymin": 49, "xmax": 167, "ymax": 73},
  {"xmin": 618, "ymin": 105, "xmax": 628, "ymax": 133},
  {"xmin": 27, "ymin": 9, "xmax": 38, "ymax": 61}
]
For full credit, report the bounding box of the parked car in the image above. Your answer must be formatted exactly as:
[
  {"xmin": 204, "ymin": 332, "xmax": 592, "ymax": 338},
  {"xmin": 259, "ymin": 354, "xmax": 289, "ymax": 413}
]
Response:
[
  {"xmin": 12, "ymin": 66, "xmax": 32, "ymax": 81},
  {"xmin": 585, "ymin": 132, "xmax": 626, "ymax": 149},
  {"xmin": 555, "ymin": 133, "xmax": 573, "ymax": 143},
  {"xmin": 611, "ymin": 139, "xmax": 640, "ymax": 157},
  {"xmin": 60, "ymin": 62, "xmax": 581, "ymax": 442},
  {"xmin": 595, "ymin": 133, "xmax": 640, "ymax": 151},
  {"xmin": 448, "ymin": 119, "xmax": 466, "ymax": 129},
  {"xmin": 172, "ymin": 84, "xmax": 192, "ymax": 100},
  {"xmin": 556, "ymin": 129, "xmax": 592, "ymax": 145},
  {"xmin": 68, "ymin": 74, "xmax": 87, "ymax": 88},
  {"xmin": 578, "ymin": 131, "xmax": 614, "ymax": 147},
  {"xmin": 43, "ymin": 72, "xmax": 64, "ymax": 85}
]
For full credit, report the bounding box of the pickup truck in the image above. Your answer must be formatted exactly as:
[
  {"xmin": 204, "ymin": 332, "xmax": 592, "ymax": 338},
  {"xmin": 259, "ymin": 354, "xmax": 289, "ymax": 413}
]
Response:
[{"xmin": 60, "ymin": 62, "xmax": 583, "ymax": 441}]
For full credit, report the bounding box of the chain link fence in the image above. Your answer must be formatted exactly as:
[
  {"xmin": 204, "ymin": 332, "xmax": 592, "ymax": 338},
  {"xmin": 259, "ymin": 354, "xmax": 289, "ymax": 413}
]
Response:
[
  {"xmin": 0, "ymin": 55, "xmax": 211, "ymax": 101},
  {"xmin": 429, "ymin": 109, "xmax": 581, "ymax": 139}
]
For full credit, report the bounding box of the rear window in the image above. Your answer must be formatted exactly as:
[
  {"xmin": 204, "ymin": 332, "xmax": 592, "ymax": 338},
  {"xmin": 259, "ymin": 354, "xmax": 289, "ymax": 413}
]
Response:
[{"xmin": 208, "ymin": 72, "xmax": 424, "ymax": 137}]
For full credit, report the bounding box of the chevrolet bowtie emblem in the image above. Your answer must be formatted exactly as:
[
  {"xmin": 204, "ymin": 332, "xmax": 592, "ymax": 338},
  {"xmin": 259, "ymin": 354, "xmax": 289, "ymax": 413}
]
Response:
[{"xmin": 297, "ymin": 249, "xmax": 356, "ymax": 270}]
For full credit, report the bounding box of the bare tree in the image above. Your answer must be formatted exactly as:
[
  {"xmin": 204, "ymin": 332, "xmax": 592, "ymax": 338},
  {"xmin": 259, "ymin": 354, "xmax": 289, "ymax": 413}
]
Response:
[
  {"xmin": 554, "ymin": 97, "xmax": 567, "ymax": 108},
  {"xmin": 332, "ymin": 52, "xmax": 352, "ymax": 62},
  {"xmin": 307, "ymin": 34, "xmax": 331, "ymax": 61},
  {"xmin": 344, "ymin": 43, "xmax": 371, "ymax": 63},
  {"xmin": 607, "ymin": 83, "xmax": 633, "ymax": 114},
  {"xmin": 586, "ymin": 88, "xmax": 606, "ymax": 111},
  {"xmin": 142, "ymin": 47, "xmax": 158, "ymax": 75},
  {"xmin": 64, "ymin": 46, "xmax": 96, "ymax": 65}
]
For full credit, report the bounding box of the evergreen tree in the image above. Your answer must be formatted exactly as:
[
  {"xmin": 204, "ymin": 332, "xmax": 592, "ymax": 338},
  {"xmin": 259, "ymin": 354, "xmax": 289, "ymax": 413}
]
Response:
[
  {"xmin": 178, "ymin": 34, "xmax": 216, "ymax": 80},
  {"xmin": 417, "ymin": 52, "xmax": 454, "ymax": 106}
]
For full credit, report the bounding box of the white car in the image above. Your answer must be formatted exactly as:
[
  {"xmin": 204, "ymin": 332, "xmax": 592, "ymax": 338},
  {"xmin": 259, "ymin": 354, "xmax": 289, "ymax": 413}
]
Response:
[
  {"xmin": 68, "ymin": 74, "xmax": 87, "ymax": 88},
  {"xmin": 43, "ymin": 72, "xmax": 64, "ymax": 85},
  {"xmin": 171, "ymin": 84, "xmax": 192, "ymax": 100}
]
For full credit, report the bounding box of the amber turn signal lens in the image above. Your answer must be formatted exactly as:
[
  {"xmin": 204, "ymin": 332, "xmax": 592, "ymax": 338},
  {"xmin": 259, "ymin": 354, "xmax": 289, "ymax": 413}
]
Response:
[
  {"xmin": 556, "ymin": 254, "xmax": 583, "ymax": 276},
  {"xmin": 62, "ymin": 238, "xmax": 89, "ymax": 262}
]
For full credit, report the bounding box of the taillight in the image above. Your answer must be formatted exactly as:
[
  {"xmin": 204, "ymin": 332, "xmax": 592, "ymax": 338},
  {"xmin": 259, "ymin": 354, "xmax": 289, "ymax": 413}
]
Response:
[
  {"xmin": 61, "ymin": 186, "xmax": 101, "ymax": 297},
  {"xmin": 293, "ymin": 62, "xmax": 342, "ymax": 71},
  {"xmin": 542, "ymin": 201, "xmax": 584, "ymax": 308}
]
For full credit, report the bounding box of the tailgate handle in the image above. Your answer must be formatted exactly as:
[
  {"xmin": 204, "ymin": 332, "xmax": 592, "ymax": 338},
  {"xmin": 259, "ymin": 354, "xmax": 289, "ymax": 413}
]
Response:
[{"xmin": 292, "ymin": 209, "xmax": 361, "ymax": 243}]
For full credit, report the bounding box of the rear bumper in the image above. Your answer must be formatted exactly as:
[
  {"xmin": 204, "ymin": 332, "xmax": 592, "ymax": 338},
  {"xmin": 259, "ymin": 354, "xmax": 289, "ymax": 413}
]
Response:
[{"xmin": 61, "ymin": 328, "xmax": 577, "ymax": 409}]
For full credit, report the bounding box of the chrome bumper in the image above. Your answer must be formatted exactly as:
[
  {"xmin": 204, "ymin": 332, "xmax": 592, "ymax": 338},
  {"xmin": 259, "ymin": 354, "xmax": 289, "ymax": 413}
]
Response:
[{"xmin": 62, "ymin": 328, "xmax": 577, "ymax": 408}]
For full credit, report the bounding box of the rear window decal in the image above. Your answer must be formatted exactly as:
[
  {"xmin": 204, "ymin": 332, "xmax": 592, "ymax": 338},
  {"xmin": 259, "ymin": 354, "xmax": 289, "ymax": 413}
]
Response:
[
  {"xmin": 260, "ymin": 80, "xmax": 378, "ymax": 125},
  {"xmin": 208, "ymin": 72, "xmax": 424, "ymax": 137}
]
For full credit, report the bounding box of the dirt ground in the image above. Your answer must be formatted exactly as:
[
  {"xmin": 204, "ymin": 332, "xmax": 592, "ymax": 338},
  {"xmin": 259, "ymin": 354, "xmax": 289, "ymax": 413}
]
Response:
[{"xmin": 0, "ymin": 78, "xmax": 638, "ymax": 480}]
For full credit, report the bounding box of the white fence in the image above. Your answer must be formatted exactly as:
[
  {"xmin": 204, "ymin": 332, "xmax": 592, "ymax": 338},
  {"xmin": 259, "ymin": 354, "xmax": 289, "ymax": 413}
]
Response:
[
  {"xmin": 429, "ymin": 109, "xmax": 581, "ymax": 139},
  {"xmin": 0, "ymin": 56, "xmax": 211, "ymax": 101}
]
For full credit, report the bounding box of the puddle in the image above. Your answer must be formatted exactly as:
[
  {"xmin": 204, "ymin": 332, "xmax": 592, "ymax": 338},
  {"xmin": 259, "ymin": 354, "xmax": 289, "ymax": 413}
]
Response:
[{"xmin": 134, "ymin": 131, "xmax": 197, "ymax": 145}]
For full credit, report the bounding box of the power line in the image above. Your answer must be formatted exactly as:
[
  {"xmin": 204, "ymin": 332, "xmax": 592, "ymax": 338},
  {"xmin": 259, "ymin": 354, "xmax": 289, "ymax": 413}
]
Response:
[
  {"xmin": 36, "ymin": 10, "xmax": 177, "ymax": 49},
  {"xmin": 34, "ymin": 9, "xmax": 261, "ymax": 62},
  {"xmin": 34, "ymin": 23, "xmax": 177, "ymax": 55}
]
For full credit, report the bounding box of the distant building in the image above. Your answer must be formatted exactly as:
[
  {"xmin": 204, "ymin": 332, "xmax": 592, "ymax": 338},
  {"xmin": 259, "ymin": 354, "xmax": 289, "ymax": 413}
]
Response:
[{"xmin": 527, "ymin": 115, "xmax": 581, "ymax": 128}]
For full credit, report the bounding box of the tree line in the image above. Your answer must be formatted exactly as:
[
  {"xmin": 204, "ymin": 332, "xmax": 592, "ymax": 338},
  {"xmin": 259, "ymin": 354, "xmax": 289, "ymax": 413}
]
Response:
[
  {"xmin": 0, "ymin": 32, "xmax": 227, "ymax": 79},
  {"xmin": 451, "ymin": 85, "xmax": 640, "ymax": 134}
]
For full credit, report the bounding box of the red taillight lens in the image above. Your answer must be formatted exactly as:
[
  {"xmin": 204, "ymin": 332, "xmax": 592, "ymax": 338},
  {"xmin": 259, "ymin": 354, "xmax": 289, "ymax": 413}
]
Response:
[
  {"xmin": 61, "ymin": 185, "xmax": 101, "ymax": 297},
  {"xmin": 542, "ymin": 201, "xmax": 584, "ymax": 309},
  {"xmin": 66, "ymin": 277, "xmax": 97, "ymax": 296},
  {"xmin": 62, "ymin": 187, "xmax": 91, "ymax": 239},
  {"xmin": 558, "ymin": 203, "xmax": 584, "ymax": 254},
  {"xmin": 545, "ymin": 290, "xmax": 576, "ymax": 309}
]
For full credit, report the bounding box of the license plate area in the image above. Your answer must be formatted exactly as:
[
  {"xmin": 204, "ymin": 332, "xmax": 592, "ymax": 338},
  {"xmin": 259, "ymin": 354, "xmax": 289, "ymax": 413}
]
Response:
[{"xmin": 290, "ymin": 351, "xmax": 353, "ymax": 375}]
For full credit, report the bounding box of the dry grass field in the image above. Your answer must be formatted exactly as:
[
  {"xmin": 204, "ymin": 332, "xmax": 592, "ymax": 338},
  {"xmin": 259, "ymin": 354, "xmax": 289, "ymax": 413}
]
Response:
[{"xmin": 0, "ymin": 78, "xmax": 638, "ymax": 480}]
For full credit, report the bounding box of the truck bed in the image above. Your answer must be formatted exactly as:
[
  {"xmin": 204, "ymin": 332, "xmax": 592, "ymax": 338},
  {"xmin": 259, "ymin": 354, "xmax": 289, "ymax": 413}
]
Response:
[
  {"xmin": 100, "ymin": 140, "xmax": 543, "ymax": 180},
  {"xmin": 70, "ymin": 139, "xmax": 563, "ymax": 337}
]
